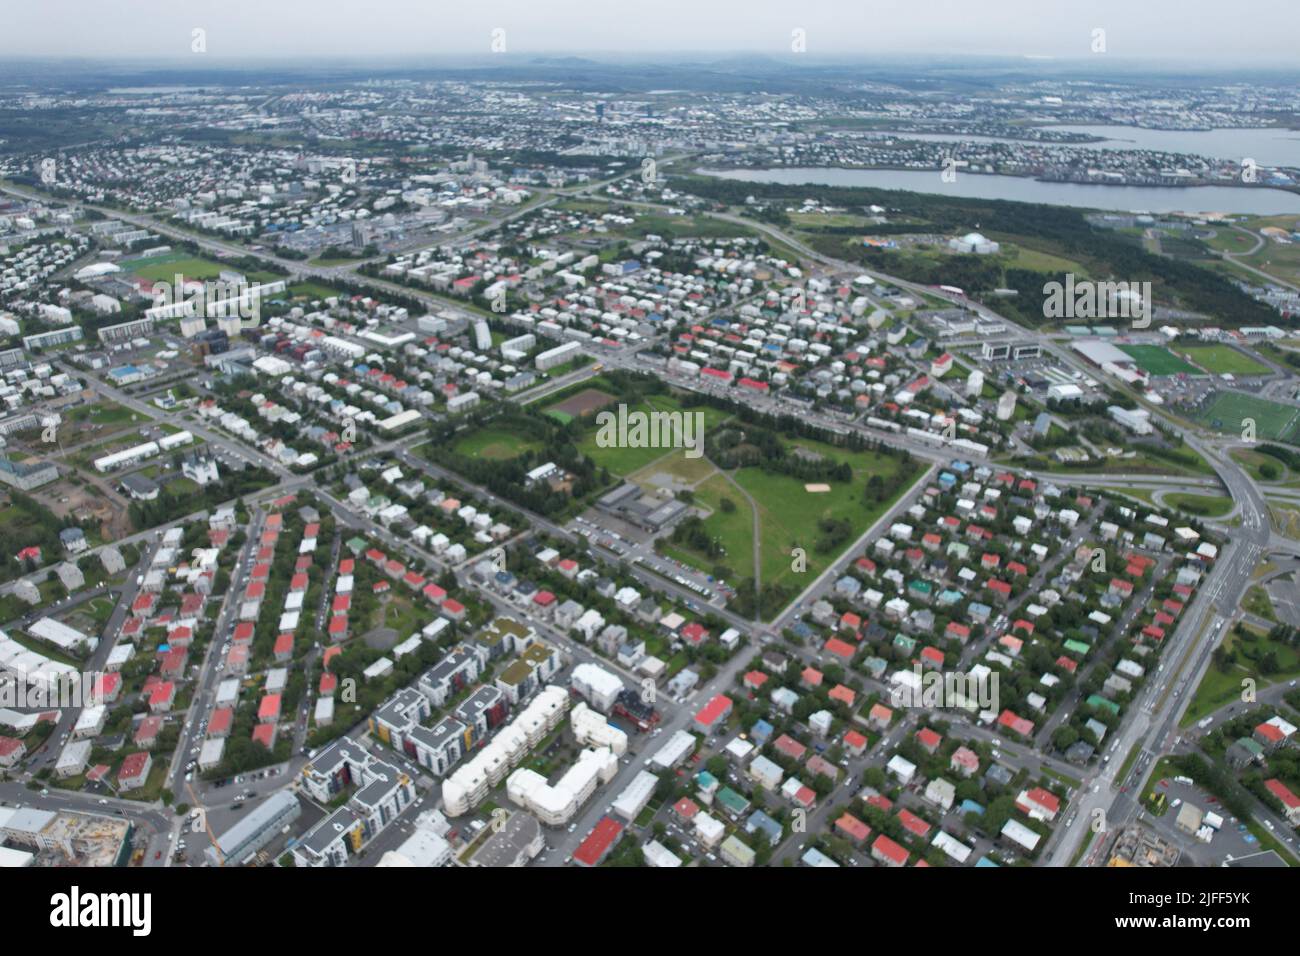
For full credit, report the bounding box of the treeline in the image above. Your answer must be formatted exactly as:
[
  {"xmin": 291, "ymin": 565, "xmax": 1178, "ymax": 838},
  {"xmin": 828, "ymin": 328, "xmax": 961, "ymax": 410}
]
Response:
[
  {"xmin": 0, "ymin": 491, "xmax": 76, "ymax": 582},
  {"xmin": 431, "ymin": 409, "xmax": 609, "ymax": 517},
  {"xmin": 127, "ymin": 466, "xmax": 278, "ymax": 530},
  {"xmin": 705, "ymin": 422, "xmax": 852, "ymax": 482},
  {"xmin": 679, "ymin": 175, "xmax": 1278, "ymax": 327}
]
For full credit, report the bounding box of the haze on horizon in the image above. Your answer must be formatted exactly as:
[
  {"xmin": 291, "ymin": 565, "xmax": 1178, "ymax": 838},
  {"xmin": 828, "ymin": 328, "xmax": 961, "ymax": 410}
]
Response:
[{"xmin": 5, "ymin": 0, "xmax": 1299, "ymax": 64}]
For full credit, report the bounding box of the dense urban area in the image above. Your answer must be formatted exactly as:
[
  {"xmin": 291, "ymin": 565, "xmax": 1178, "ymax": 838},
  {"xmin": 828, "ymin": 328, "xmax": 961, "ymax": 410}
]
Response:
[{"xmin": 2, "ymin": 49, "xmax": 1300, "ymax": 877}]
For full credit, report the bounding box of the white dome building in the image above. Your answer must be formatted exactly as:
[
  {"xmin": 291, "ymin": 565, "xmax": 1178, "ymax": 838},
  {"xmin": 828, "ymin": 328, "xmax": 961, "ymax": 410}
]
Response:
[{"xmin": 948, "ymin": 232, "xmax": 1000, "ymax": 255}]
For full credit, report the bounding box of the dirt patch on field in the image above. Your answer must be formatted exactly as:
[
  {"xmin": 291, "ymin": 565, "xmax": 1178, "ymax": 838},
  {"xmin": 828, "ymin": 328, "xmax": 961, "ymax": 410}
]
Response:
[{"xmin": 548, "ymin": 388, "xmax": 618, "ymax": 419}]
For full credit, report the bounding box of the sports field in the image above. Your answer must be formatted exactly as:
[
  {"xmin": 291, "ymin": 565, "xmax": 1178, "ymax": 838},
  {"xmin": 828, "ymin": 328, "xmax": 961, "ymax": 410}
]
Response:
[
  {"xmin": 452, "ymin": 426, "xmax": 542, "ymax": 460},
  {"xmin": 1194, "ymin": 391, "xmax": 1300, "ymax": 442},
  {"xmin": 547, "ymin": 387, "xmax": 618, "ymax": 420},
  {"xmin": 1181, "ymin": 344, "xmax": 1270, "ymax": 377},
  {"xmin": 1117, "ymin": 344, "xmax": 1199, "ymax": 376}
]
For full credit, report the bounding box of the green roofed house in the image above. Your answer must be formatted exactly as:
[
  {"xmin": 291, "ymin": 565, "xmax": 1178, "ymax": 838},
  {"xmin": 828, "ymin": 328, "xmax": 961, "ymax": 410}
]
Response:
[
  {"xmin": 894, "ymin": 634, "xmax": 917, "ymax": 655},
  {"xmin": 1227, "ymin": 736, "xmax": 1265, "ymax": 769},
  {"xmin": 696, "ymin": 770, "xmax": 720, "ymax": 803},
  {"xmin": 908, "ymin": 580, "xmax": 933, "ymax": 603},
  {"xmin": 716, "ymin": 786, "xmax": 751, "ymax": 819},
  {"xmin": 1087, "ymin": 694, "xmax": 1121, "ymax": 717},
  {"xmin": 346, "ymin": 537, "xmax": 368, "ymax": 556},
  {"xmin": 1064, "ymin": 639, "xmax": 1090, "ymax": 657}
]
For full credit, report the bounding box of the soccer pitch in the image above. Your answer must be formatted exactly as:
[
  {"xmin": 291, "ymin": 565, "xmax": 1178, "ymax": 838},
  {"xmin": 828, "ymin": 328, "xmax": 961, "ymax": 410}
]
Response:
[
  {"xmin": 1118, "ymin": 344, "xmax": 1200, "ymax": 376},
  {"xmin": 1195, "ymin": 391, "xmax": 1300, "ymax": 442}
]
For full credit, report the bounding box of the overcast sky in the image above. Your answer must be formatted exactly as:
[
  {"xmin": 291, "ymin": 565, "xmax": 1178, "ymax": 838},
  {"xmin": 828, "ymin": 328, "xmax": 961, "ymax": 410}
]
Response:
[{"xmin": 4, "ymin": 0, "xmax": 1298, "ymax": 63}]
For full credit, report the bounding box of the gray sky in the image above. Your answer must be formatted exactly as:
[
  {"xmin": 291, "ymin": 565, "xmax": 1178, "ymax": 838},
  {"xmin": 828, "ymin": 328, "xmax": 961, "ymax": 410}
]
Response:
[{"xmin": 4, "ymin": 0, "xmax": 1298, "ymax": 62}]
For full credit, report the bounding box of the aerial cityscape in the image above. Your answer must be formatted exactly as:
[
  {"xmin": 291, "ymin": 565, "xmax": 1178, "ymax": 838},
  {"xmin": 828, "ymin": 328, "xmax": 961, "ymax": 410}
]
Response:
[{"xmin": 1, "ymin": 4, "xmax": 1299, "ymax": 905}]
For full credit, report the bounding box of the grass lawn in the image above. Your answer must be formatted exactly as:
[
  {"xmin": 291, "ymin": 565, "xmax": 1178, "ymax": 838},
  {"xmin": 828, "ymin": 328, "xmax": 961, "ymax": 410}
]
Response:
[
  {"xmin": 1269, "ymin": 503, "xmax": 1300, "ymax": 539},
  {"xmin": 1163, "ymin": 492, "xmax": 1233, "ymax": 518},
  {"xmin": 735, "ymin": 438, "xmax": 919, "ymax": 594},
  {"xmin": 65, "ymin": 401, "xmax": 141, "ymax": 428},
  {"xmin": 1117, "ymin": 344, "xmax": 1200, "ymax": 376},
  {"xmin": 577, "ymin": 394, "xmax": 731, "ymax": 476},
  {"xmin": 118, "ymin": 759, "xmax": 171, "ymax": 803},
  {"xmin": 659, "ymin": 471, "xmax": 756, "ymax": 582},
  {"xmin": 1233, "ymin": 447, "xmax": 1289, "ymax": 482},
  {"xmin": 1242, "ymin": 585, "xmax": 1278, "ymax": 622},
  {"xmin": 453, "ymin": 426, "xmax": 543, "ymax": 461},
  {"xmin": 129, "ymin": 255, "xmax": 228, "ymax": 283},
  {"xmin": 284, "ymin": 281, "xmax": 347, "ymax": 301},
  {"xmin": 1181, "ymin": 344, "xmax": 1270, "ymax": 377},
  {"xmin": 1182, "ymin": 623, "xmax": 1300, "ymax": 726}
]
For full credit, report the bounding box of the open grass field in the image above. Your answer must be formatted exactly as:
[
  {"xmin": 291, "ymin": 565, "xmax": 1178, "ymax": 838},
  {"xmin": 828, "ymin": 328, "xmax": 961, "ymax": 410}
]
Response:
[
  {"xmin": 577, "ymin": 393, "xmax": 731, "ymax": 476},
  {"xmin": 1162, "ymin": 492, "xmax": 1233, "ymax": 518},
  {"xmin": 284, "ymin": 281, "xmax": 346, "ymax": 300},
  {"xmin": 735, "ymin": 438, "xmax": 919, "ymax": 594},
  {"xmin": 1194, "ymin": 391, "xmax": 1300, "ymax": 443},
  {"xmin": 1117, "ymin": 344, "xmax": 1200, "ymax": 376},
  {"xmin": 659, "ymin": 471, "xmax": 757, "ymax": 582},
  {"xmin": 126, "ymin": 253, "xmax": 229, "ymax": 283},
  {"xmin": 1233, "ymin": 447, "xmax": 1290, "ymax": 482},
  {"xmin": 1182, "ymin": 622, "xmax": 1300, "ymax": 726},
  {"xmin": 453, "ymin": 426, "xmax": 543, "ymax": 461},
  {"xmin": 1180, "ymin": 344, "xmax": 1271, "ymax": 377}
]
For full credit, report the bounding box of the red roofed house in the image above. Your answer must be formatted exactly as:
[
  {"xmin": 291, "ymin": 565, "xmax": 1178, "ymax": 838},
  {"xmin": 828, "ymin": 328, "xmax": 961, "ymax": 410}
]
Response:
[
  {"xmin": 829, "ymin": 684, "xmax": 856, "ymax": 708},
  {"xmin": 118, "ymin": 751, "xmax": 152, "ymax": 791},
  {"xmin": 867, "ymin": 702, "xmax": 893, "ymax": 731},
  {"xmin": 148, "ymin": 681, "xmax": 176, "ymax": 714},
  {"xmin": 824, "ymin": 637, "xmax": 857, "ymax": 662},
  {"xmin": 916, "ymin": 727, "xmax": 942, "ymax": 754},
  {"xmin": 1264, "ymin": 779, "xmax": 1300, "ymax": 825},
  {"xmin": 946, "ymin": 621, "xmax": 971, "ymax": 643},
  {"xmin": 252, "ymin": 723, "xmax": 277, "ymax": 750},
  {"xmin": 133, "ymin": 715, "xmax": 163, "ymax": 749},
  {"xmin": 258, "ymin": 694, "xmax": 282, "ymax": 724},
  {"xmin": 1016, "ymin": 786, "xmax": 1061, "ymax": 821},
  {"xmin": 273, "ymin": 632, "xmax": 294, "ymax": 662},
  {"xmin": 0, "ymin": 736, "xmax": 25, "ymax": 768},
  {"xmin": 573, "ymin": 817, "xmax": 624, "ymax": 867},
  {"xmin": 835, "ymin": 813, "xmax": 872, "ymax": 845},
  {"xmin": 871, "ymin": 833, "xmax": 910, "ymax": 867},
  {"xmin": 1254, "ymin": 722, "xmax": 1287, "ymax": 751},
  {"xmin": 680, "ymin": 622, "xmax": 708, "ymax": 645},
  {"xmin": 209, "ymin": 706, "xmax": 234, "ymax": 738},
  {"xmin": 843, "ymin": 730, "xmax": 868, "ymax": 757},
  {"xmin": 897, "ymin": 808, "xmax": 932, "ymax": 839},
  {"xmin": 773, "ymin": 734, "xmax": 807, "ymax": 762},
  {"xmin": 998, "ymin": 709, "xmax": 1034, "ymax": 737},
  {"xmin": 694, "ymin": 694, "xmax": 733, "ymax": 735}
]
